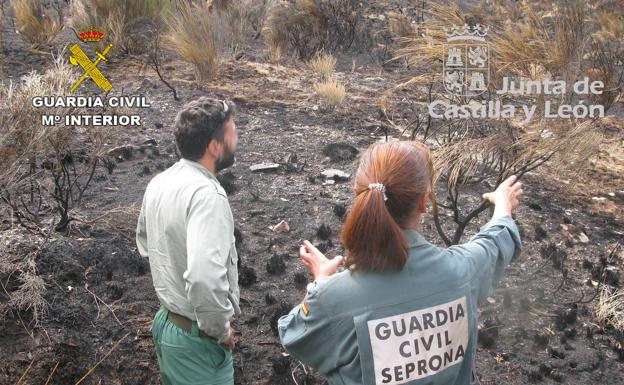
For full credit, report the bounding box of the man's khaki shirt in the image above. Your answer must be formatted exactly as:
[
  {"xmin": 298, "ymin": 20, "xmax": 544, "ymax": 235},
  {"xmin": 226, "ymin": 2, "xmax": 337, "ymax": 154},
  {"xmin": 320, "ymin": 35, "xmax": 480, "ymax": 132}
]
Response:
[{"xmin": 136, "ymin": 158, "xmax": 240, "ymax": 343}]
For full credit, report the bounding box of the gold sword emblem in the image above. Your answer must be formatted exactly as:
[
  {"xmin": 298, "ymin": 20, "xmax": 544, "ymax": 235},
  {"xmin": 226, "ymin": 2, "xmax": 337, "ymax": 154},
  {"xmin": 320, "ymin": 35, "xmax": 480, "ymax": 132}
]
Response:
[{"xmin": 69, "ymin": 43, "xmax": 113, "ymax": 93}]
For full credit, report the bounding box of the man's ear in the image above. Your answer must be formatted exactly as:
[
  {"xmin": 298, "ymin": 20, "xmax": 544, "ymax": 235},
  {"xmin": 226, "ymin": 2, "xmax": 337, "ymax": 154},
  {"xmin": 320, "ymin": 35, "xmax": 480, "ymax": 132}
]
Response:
[{"xmin": 207, "ymin": 139, "xmax": 222, "ymax": 158}]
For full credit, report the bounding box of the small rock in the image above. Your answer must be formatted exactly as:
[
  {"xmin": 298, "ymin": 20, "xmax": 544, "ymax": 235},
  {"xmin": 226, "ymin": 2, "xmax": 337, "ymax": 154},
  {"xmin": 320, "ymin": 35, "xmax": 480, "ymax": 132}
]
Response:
[
  {"xmin": 107, "ymin": 145, "xmax": 138, "ymax": 160},
  {"xmin": 250, "ymin": 162, "xmax": 280, "ymax": 172},
  {"xmin": 321, "ymin": 169, "xmax": 350, "ymax": 181},
  {"xmin": 269, "ymin": 220, "xmax": 290, "ymax": 233},
  {"xmin": 142, "ymin": 139, "xmax": 157, "ymax": 146},
  {"xmin": 560, "ymin": 223, "xmax": 590, "ymax": 244},
  {"xmin": 322, "ymin": 143, "xmax": 359, "ymax": 162}
]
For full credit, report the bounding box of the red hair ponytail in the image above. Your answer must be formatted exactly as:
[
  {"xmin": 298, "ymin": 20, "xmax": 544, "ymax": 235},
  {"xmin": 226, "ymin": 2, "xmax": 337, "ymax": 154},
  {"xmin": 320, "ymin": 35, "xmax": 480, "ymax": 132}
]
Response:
[{"xmin": 341, "ymin": 141, "xmax": 433, "ymax": 272}]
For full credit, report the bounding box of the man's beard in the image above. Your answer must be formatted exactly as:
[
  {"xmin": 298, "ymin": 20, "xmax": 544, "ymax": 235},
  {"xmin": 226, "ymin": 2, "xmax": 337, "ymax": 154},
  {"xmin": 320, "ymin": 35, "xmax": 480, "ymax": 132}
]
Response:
[{"xmin": 215, "ymin": 144, "xmax": 235, "ymax": 173}]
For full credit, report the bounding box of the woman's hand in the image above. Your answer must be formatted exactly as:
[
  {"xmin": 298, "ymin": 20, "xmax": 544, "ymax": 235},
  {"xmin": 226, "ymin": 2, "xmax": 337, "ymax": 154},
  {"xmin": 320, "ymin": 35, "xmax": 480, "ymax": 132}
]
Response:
[
  {"xmin": 482, "ymin": 175, "xmax": 523, "ymax": 218},
  {"xmin": 299, "ymin": 240, "xmax": 344, "ymax": 281}
]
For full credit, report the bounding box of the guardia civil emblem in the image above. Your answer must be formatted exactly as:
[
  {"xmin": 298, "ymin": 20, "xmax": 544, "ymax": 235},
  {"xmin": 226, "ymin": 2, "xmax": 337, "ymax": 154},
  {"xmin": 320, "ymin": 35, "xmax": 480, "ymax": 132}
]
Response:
[
  {"xmin": 443, "ymin": 24, "xmax": 489, "ymax": 97},
  {"xmin": 68, "ymin": 26, "xmax": 113, "ymax": 93}
]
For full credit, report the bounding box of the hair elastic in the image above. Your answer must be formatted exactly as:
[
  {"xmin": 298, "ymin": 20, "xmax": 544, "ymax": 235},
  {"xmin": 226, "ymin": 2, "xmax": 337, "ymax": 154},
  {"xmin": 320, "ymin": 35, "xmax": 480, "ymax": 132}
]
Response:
[{"xmin": 368, "ymin": 183, "xmax": 388, "ymax": 201}]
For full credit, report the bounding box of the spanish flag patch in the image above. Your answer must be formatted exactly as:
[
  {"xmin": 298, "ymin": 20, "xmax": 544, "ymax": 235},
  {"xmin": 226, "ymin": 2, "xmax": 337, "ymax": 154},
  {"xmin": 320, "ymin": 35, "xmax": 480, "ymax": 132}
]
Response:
[{"xmin": 301, "ymin": 299, "xmax": 309, "ymax": 315}]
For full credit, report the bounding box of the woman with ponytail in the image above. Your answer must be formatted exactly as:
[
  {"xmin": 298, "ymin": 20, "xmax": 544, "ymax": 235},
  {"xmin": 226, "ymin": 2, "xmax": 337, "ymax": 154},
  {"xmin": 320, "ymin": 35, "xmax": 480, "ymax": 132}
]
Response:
[{"xmin": 278, "ymin": 141, "xmax": 522, "ymax": 385}]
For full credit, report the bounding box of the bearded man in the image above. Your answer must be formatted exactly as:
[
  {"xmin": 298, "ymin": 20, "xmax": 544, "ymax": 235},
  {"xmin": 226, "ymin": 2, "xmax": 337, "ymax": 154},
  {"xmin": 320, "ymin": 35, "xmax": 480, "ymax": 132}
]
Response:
[{"xmin": 136, "ymin": 97, "xmax": 240, "ymax": 385}]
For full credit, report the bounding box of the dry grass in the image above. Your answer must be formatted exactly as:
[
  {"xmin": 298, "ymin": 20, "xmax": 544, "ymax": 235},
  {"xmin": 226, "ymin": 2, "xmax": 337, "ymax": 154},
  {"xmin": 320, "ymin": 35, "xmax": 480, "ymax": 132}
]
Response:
[
  {"xmin": 74, "ymin": 206, "xmax": 140, "ymax": 241},
  {"xmin": 432, "ymin": 120, "xmax": 599, "ymax": 190},
  {"xmin": 165, "ymin": 1, "xmax": 218, "ymax": 81},
  {"xmin": 0, "ymin": 50, "xmax": 114, "ymax": 233},
  {"xmin": 68, "ymin": 0, "xmax": 170, "ymax": 54},
  {"xmin": 10, "ymin": 271, "xmax": 47, "ymax": 324},
  {"xmin": 396, "ymin": 1, "xmax": 621, "ymax": 98},
  {"xmin": 10, "ymin": 0, "xmax": 61, "ymax": 47},
  {"xmin": 313, "ymin": 77, "xmax": 346, "ymax": 108},
  {"xmin": 165, "ymin": 0, "xmax": 259, "ymax": 80},
  {"xmin": 394, "ymin": 0, "xmax": 619, "ymax": 168},
  {"xmin": 208, "ymin": 0, "xmax": 264, "ymax": 57},
  {"xmin": 263, "ymin": 2, "xmax": 323, "ymax": 61},
  {"xmin": 387, "ymin": 0, "xmax": 621, "ymax": 244},
  {"xmin": 387, "ymin": 11, "xmax": 416, "ymax": 40},
  {"xmin": 263, "ymin": 0, "xmax": 362, "ymax": 61},
  {"xmin": 0, "ymin": 243, "xmax": 48, "ymax": 325},
  {"xmin": 595, "ymin": 287, "xmax": 624, "ymax": 332},
  {"xmin": 309, "ymin": 53, "xmax": 336, "ymax": 80},
  {"xmin": 0, "ymin": 51, "xmax": 78, "ymax": 187}
]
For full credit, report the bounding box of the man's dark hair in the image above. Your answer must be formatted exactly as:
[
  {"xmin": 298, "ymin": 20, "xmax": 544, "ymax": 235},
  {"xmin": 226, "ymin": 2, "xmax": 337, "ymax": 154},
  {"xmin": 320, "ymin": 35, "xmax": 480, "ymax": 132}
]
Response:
[{"xmin": 174, "ymin": 97, "xmax": 235, "ymax": 161}]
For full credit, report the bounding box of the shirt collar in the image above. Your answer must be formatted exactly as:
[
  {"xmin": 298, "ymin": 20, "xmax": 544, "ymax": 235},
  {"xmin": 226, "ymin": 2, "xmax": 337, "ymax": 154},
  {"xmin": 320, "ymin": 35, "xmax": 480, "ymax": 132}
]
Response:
[
  {"xmin": 402, "ymin": 228, "xmax": 429, "ymax": 248},
  {"xmin": 179, "ymin": 158, "xmax": 218, "ymax": 181}
]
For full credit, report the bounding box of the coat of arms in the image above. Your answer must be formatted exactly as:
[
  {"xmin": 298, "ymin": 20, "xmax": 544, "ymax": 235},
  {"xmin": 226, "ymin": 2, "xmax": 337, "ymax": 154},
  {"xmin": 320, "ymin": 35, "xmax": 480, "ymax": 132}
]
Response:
[{"xmin": 443, "ymin": 24, "xmax": 489, "ymax": 97}]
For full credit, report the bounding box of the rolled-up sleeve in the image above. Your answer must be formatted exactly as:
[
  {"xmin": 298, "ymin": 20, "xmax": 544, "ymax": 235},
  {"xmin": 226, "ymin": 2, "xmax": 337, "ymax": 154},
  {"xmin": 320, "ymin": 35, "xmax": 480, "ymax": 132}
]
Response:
[
  {"xmin": 183, "ymin": 189, "xmax": 234, "ymax": 343},
  {"xmin": 446, "ymin": 215, "xmax": 522, "ymax": 302},
  {"xmin": 278, "ymin": 282, "xmax": 336, "ymax": 374}
]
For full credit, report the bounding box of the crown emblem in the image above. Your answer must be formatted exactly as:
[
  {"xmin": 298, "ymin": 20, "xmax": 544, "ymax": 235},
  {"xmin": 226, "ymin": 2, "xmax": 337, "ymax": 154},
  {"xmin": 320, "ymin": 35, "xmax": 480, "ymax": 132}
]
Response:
[
  {"xmin": 79, "ymin": 26, "xmax": 105, "ymax": 43},
  {"xmin": 444, "ymin": 24, "xmax": 489, "ymax": 42}
]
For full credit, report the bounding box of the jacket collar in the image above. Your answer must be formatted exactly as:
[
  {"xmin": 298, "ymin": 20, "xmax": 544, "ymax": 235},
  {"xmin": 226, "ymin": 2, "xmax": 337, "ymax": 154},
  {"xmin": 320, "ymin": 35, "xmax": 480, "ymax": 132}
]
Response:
[
  {"xmin": 402, "ymin": 228, "xmax": 429, "ymax": 248},
  {"xmin": 179, "ymin": 158, "xmax": 218, "ymax": 181}
]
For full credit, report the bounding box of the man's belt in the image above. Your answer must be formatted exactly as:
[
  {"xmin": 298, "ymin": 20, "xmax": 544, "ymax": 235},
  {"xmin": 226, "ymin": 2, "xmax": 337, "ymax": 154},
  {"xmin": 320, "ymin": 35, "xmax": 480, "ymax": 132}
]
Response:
[{"xmin": 167, "ymin": 310, "xmax": 217, "ymax": 341}]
